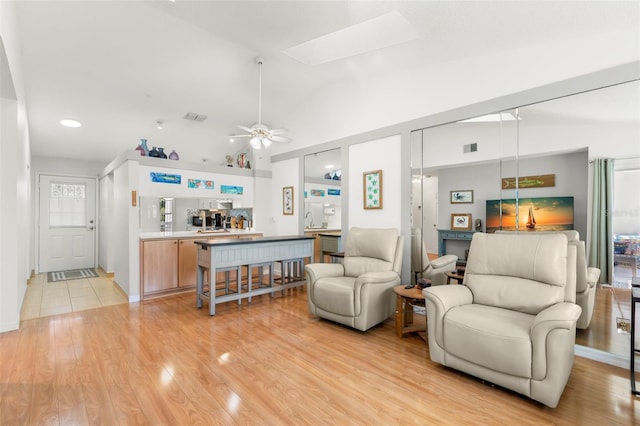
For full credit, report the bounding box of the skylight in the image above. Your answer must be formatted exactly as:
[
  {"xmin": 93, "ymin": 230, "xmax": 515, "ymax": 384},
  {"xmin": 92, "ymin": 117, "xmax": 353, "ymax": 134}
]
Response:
[{"xmin": 282, "ymin": 10, "xmax": 421, "ymax": 66}]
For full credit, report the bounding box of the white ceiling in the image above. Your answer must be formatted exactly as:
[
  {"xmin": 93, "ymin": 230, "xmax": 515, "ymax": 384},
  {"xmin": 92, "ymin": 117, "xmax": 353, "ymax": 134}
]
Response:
[{"xmin": 12, "ymin": 1, "xmax": 639, "ymax": 167}]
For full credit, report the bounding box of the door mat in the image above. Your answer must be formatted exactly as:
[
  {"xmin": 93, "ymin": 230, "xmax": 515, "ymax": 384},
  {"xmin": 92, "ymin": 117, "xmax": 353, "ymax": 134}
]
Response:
[{"xmin": 47, "ymin": 268, "xmax": 99, "ymax": 282}]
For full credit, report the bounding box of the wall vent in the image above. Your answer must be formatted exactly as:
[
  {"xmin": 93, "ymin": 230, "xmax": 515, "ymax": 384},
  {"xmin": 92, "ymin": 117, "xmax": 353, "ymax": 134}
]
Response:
[
  {"xmin": 183, "ymin": 112, "xmax": 208, "ymax": 122},
  {"xmin": 463, "ymin": 143, "xmax": 478, "ymax": 153}
]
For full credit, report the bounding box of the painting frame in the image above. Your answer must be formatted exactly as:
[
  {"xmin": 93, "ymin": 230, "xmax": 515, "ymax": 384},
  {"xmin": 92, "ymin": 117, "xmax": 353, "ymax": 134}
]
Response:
[
  {"xmin": 363, "ymin": 169, "xmax": 383, "ymax": 210},
  {"xmin": 451, "ymin": 213, "xmax": 472, "ymax": 230},
  {"xmin": 450, "ymin": 190, "xmax": 474, "ymax": 204},
  {"xmin": 282, "ymin": 186, "xmax": 294, "ymax": 215}
]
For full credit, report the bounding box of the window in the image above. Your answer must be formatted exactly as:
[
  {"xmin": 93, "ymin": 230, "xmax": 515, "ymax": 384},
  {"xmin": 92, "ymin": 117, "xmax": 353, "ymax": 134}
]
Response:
[{"xmin": 49, "ymin": 183, "xmax": 86, "ymax": 227}]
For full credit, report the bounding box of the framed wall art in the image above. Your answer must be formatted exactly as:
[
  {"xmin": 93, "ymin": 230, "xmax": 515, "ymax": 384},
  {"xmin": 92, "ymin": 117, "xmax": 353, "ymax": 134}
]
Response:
[
  {"xmin": 450, "ymin": 190, "xmax": 474, "ymax": 204},
  {"xmin": 451, "ymin": 213, "xmax": 472, "ymax": 230},
  {"xmin": 363, "ymin": 169, "xmax": 383, "ymax": 209},
  {"xmin": 282, "ymin": 186, "xmax": 294, "ymax": 215}
]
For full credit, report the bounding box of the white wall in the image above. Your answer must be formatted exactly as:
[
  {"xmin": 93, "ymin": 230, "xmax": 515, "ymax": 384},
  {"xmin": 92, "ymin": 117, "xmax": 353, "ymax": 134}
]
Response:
[
  {"xmin": 98, "ymin": 174, "xmax": 115, "ymax": 273},
  {"xmin": 348, "ymin": 135, "xmax": 402, "ymax": 231},
  {"xmin": 112, "ymin": 161, "xmax": 141, "ymax": 301},
  {"xmin": 276, "ymin": 29, "xmax": 639, "ymax": 157},
  {"xmin": 253, "ymin": 176, "xmax": 273, "ymax": 236},
  {"xmin": 437, "ymin": 150, "xmax": 588, "ymax": 236},
  {"xmin": 137, "ymin": 164, "xmax": 254, "ymax": 206},
  {"xmin": 0, "ymin": 2, "xmax": 32, "ymax": 333},
  {"xmin": 270, "ymin": 158, "xmax": 299, "ymax": 235}
]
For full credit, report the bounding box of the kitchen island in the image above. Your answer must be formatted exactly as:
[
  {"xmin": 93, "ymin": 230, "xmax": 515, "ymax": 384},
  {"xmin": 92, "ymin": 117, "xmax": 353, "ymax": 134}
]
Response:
[
  {"xmin": 139, "ymin": 229, "xmax": 263, "ymax": 299},
  {"xmin": 195, "ymin": 235, "xmax": 314, "ymax": 315}
]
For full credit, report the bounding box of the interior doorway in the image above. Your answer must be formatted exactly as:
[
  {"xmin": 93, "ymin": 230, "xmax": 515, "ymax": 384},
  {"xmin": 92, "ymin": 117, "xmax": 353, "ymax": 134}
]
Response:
[{"xmin": 38, "ymin": 174, "xmax": 97, "ymax": 272}]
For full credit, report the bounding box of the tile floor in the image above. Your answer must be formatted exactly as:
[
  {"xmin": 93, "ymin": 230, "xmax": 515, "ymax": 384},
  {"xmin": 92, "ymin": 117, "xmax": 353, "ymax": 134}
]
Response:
[{"xmin": 21, "ymin": 271, "xmax": 128, "ymax": 320}]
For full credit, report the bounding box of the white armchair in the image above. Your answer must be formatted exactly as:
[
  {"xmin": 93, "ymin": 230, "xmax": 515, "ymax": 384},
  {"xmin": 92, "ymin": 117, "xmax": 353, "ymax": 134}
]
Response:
[
  {"xmin": 411, "ymin": 228, "xmax": 458, "ymax": 285},
  {"xmin": 305, "ymin": 227, "xmax": 404, "ymax": 331},
  {"xmin": 424, "ymin": 233, "xmax": 581, "ymax": 408}
]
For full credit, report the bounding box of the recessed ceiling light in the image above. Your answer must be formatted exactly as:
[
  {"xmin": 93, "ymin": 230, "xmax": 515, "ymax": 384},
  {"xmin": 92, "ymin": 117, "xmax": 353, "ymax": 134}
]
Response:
[
  {"xmin": 325, "ymin": 164, "xmax": 334, "ymax": 169},
  {"xmin": 60, "ymin": 119, "xmax": 82, "ymax": 128},
  {"xmin": 282, "ymin": 10, "xmax": 421, "ymax": 65}
]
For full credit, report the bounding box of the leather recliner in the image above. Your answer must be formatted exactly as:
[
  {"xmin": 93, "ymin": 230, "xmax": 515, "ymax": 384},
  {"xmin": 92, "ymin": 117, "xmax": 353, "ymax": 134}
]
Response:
[
  {"xmin": 305, "ymin": 227, "xmax": 404, "ymax": 332},
  {"xmin": 411, "ymin": 228, "xmax": 458, "ymax": 285},
  {"xmin": 424, "ymin": 233, "xmax": 580, "ymax": 408},
  {"xmin": 496, "ymin": 230, "xmax": 600, "ymax": 329}
]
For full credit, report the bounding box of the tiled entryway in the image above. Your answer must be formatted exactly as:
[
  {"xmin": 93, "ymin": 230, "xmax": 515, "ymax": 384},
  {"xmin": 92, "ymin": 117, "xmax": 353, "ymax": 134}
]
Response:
[{"xmin": 20, "ymin": 271, "xmax": 128, "ymax": 320}]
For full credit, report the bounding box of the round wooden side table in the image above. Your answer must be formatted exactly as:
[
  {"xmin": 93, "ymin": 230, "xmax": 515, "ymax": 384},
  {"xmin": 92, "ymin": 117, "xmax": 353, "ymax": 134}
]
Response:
[{"xmin": 393, "ymin": 285, "xmax": 426, "ymax": 339}]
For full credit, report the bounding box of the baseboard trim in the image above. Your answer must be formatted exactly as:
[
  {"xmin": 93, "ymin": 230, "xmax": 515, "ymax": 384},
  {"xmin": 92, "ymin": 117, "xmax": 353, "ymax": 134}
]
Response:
[{"xmin": 575, "ymin": 344, "xmax": 629, "ymax": 369}]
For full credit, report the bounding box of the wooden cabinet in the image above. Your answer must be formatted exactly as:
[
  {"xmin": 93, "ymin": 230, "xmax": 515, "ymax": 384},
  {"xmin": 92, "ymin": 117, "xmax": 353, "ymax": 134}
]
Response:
[
  {"xmin": 140, "ymin": 232, "xmax": 263, "ymax": 299},
  {"xmin": 304, "ymin": 231, "xmax": 322, "ymax": 263},
  {"xmin": 178, "ymin": 239, "xmax": 197, "ymax": 287},
  {"xmin": 141, "ymin": 239, "xmax": 178, "ymax": 293}
]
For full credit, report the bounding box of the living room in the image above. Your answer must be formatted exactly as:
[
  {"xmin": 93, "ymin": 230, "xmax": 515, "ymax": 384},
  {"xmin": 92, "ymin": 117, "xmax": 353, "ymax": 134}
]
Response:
[{"xmin": 1, "ymin": 1, "xmax": 639, "ymax": 423}]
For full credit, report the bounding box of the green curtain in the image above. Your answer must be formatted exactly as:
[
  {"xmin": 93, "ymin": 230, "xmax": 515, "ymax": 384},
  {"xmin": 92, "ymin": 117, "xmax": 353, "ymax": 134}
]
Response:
[{"xmin": 589, "ymin": 158, "xmax": 614, "ymax": 284}]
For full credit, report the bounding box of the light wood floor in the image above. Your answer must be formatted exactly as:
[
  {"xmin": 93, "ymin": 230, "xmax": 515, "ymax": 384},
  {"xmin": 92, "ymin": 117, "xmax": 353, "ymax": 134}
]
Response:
[{"xmin": 3, "ymin": 286, "xmax": 640, "ymax": 424}]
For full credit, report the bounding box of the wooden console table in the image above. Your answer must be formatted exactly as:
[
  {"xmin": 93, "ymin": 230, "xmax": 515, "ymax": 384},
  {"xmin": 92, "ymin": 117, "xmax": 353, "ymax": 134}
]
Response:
[
  {"xmin": 195, "ymin": 235, "xmax": 314, "ymax": 315},
  {"xmin": 438, "ymin": 229, "xmax": 477, "ymax": 257}
]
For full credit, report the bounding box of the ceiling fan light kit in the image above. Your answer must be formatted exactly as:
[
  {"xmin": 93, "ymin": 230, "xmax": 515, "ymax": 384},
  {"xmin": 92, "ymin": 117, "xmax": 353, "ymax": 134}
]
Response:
[{"xmin": 229, "ymin": 57, "xmax": 291, "ymax": 150}]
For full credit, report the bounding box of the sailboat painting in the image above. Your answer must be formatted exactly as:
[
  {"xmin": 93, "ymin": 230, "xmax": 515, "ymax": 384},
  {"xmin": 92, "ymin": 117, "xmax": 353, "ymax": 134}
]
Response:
[{"xmin": 485, "ymin": 196, "xmax": 574, "ymax": 233}]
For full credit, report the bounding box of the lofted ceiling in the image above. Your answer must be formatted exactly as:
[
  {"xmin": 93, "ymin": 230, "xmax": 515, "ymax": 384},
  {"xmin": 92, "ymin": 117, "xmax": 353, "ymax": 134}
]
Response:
[{"xmin": 12, "ymin": 1, "xmax": 639, "ymax": 168}]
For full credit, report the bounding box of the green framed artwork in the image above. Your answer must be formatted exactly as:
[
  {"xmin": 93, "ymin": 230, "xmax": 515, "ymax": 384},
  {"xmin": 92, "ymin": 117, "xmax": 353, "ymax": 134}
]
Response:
[{"xmin": 363, "ymin": 169, "xmax": 383, "ymax": 209}]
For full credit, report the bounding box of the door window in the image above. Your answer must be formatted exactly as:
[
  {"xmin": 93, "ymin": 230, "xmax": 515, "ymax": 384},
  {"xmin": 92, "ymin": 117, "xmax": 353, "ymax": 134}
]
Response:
[{"xmin": 49, "ymin": 183, "xmax": 86, "ymax": 227}]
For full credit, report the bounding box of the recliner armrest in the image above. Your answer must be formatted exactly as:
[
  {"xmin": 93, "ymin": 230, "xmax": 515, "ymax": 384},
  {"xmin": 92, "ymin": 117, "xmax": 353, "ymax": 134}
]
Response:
[
  {"xmin": 530, "ymin": 302, "xmax": 581, "ymax": 380},
  {"xmin": 354, "ymin": 271, "xmax": 400, "ymax": 286},
  {"xmin": 430, "ymin": 254, "xmax": 458, "ymax": 269},
  {"xmin": 586, "ymin": 267, "xmax": 601, "ymax": 288},
  {"xmin": 423, "ymin": 285, "xmax": 473, "ymax": 313},
  {"xmin": 304, "ymin": 263, "xmax": 344, "ymax": 283},
  {"xmin": 423, "ymin": 285, "xmax": 473, "ymax": 349}
]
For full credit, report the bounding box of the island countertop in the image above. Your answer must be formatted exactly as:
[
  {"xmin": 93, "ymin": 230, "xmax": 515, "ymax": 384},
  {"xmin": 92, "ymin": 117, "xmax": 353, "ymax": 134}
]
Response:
[
  {"xmin": 194, "ymin": 234, "xmax": 315, "ymax": 247},
  {"xmin": 140, "ymin": 230, "xmax": 263, "ymax": 240}
]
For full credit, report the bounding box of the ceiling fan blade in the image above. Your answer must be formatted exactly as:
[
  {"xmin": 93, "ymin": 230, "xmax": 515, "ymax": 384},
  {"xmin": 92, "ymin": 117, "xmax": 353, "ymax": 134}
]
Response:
[
  {"xmin": 268, "ymin": 135, "xmax": 292, "ymax": 143},
  {"xmin": 228, "ymin": 134, "xmax": 252, "ymax": 139},
  {"xmin": 268, "ymin": 128, "xmax": 289, "ymax": 135},
  {"xmin": 237, "ymin": 125, "xmax": 254, "ymax": 133}
]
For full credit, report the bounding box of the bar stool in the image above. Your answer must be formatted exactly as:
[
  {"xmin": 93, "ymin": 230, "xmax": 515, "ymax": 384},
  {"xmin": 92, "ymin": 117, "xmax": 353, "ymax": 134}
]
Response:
[
  {"xmin": 245, "ymin": 261, "xmax": 274, "ymax": 302},
  {"xmin": 276, "ymin": 258, "xmax": 305, "ymax": 294}
]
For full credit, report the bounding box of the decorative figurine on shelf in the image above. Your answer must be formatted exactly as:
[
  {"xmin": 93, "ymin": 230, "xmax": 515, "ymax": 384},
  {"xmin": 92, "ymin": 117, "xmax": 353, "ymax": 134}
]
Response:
[
  {"xmin": 157, "ymin": 147, "xmax": 168, "ymax": 159},
  {"xmin": 168, "ymin": 150, "xmax": 179, "ymax": 160},
  {"xmin": 149, "ymin": 146, "xmax": 160, "ymax": 157},
  {"xmin": 136, "ymin": 138, "xmax": 149, "ymax": 156},
  {"xmin": 225, "ymin": 155, "xmax": 234, "ymax": 167},
  {"xmin": 237, "ymin": 152, "xmax": 247, "ymax": 168}
]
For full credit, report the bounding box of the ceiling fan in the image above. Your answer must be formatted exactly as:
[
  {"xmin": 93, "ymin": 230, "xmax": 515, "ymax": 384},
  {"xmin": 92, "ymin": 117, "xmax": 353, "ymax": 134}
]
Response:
[{"xmin": 229, "ymin": 57, "xmax": 291, "ymax": 150}]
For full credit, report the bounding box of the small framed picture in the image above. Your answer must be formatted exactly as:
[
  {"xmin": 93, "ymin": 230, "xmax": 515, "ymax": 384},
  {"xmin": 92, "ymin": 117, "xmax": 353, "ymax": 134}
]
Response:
[
  {"xmin": 450, "ymin": 190, "xmax": 474, "ymax": 204},
  {"xmin": 282, "ymin": 186, "xmax": 294, "ymax": 215},
  {"xmin": 451, "ymin": 213, "xmax": 472, "ymax": 230},
  {"xmin": 363, "ymin": 169, "xmax": 383, "ymax": 209}
]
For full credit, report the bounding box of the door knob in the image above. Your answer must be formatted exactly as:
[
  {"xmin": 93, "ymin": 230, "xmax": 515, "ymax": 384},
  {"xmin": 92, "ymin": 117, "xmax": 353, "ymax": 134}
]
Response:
[{"xmin": 86, "ymin": 226, "xmax": 94, "ymax": 231}]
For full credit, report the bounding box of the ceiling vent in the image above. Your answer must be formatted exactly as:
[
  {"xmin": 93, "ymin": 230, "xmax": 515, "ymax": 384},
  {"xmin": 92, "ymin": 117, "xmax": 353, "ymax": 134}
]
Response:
[
  {"xmin": 183, "ymin": 112, "xmax": 208, "ymax": 122},
  {"xmin": 463, "ymin": 143, "xmax": 478, "ymax": 153}
]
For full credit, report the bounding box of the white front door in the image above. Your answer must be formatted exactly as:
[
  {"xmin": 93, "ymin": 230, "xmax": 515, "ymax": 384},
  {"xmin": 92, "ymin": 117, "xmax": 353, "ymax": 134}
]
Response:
[{"xmin": 39, "ymin": 175, "xmax": 96, "ymax": 272}]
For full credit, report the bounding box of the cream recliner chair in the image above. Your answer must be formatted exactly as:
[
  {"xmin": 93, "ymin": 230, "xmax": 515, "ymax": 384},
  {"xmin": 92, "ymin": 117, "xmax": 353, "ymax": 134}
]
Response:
[
  {"xmin": 411, "ymin": 228, "xmax": 458, "ymax": 285},
  {"xmin": 424, "ymin": 233, "xmax": 580, "ymax": 408},
  {"xmin": 305, "ymin": 227, "xmax": 404, "ymax": 332},
  {"xmin": 497, "ymin": 230, "xmax": 600, "ymax": 329}
]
